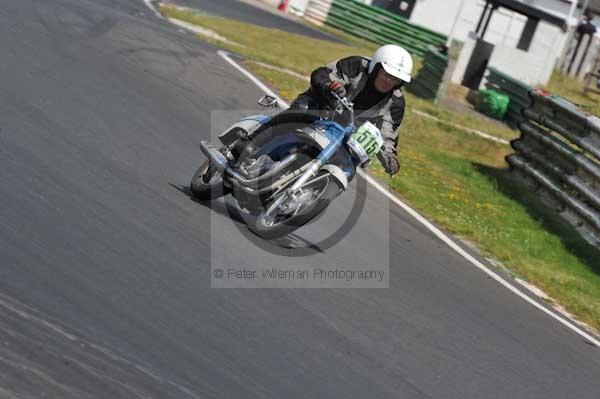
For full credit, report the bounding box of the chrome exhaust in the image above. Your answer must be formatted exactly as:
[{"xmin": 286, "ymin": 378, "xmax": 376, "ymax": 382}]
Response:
[
  {"xmin": 199, "ymin": 141, "xmax": 298, "ymax": 187},
  {"xmin": 199, "ymin": 141, "xmax": 229, "ymax": 171}
]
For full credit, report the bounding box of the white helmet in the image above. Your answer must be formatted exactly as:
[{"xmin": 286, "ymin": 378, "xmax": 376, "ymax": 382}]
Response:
[{"xmin": 368, "ymin": 44, "xmax": 413, "ymax": 83}]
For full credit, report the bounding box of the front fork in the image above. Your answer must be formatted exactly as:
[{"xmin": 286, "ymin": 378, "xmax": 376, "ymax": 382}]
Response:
[{"xmin": 288, "ymin": 132, "xmax": 345, "ymax": 193}]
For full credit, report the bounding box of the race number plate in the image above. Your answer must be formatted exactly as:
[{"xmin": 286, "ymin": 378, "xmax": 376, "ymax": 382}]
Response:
[{"xmin": 351, "ymin": 121, "xmax": 384, "ymax": 157}]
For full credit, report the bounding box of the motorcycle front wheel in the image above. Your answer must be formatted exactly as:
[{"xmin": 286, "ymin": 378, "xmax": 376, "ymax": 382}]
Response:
[{"xmin": 252, "ymin": 171, "xmax": 343, "ymax": 239}]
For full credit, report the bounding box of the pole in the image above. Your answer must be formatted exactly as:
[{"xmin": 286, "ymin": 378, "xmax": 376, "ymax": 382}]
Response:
[
  {"xmin": 447, "ymin": 0, "xmax": 468, "ymax": 46},
  {"xmin": 481, "ymin": 5, "xmax": 497, "ymax": 39},
  {"xmin": 566, "ymin": 0, "xmax": 578, "ymax": 27},
  {"xmin": 475, "ymin": 1, "xmax": 490, "ymax": 37}
]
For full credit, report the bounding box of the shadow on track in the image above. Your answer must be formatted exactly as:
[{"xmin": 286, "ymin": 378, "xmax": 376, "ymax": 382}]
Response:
[{"xmin": 169, "ymin": 183, "xmax": 326, "ymax": 255}]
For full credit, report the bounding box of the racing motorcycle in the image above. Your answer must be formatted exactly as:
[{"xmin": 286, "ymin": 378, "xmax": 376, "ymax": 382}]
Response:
[{"xmin": 190, "ymin": 93, "xmax": 384, "ymax": 239}]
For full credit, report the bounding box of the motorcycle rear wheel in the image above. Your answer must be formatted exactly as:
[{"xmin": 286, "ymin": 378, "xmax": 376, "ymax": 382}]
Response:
[{"xmin": 190, "ymin": 160, "xmax": 230, "ymax": 201}]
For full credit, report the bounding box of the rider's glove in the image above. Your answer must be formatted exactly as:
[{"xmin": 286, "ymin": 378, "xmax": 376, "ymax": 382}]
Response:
[
  {"xmin": 377, "ymin": 151, "xmax": 400, "ymax": 176},
  {"xmin": 327, "ymin": 80, "xmax": 347, "ymax": 99}
]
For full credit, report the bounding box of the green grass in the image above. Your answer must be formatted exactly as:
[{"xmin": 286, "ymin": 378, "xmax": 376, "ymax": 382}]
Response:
[
  {"xmin": 543, "ymin": 71, "xmax": 600, "ymax": 115},
  {"xmin": 161, "ymin": 4, "xmax": 378, "ymax": 75},
  {"xmin": 405, "ymin": 92, "xmax": 519, "ymax": 142},
  {"xmin": 242, "ymin": 61, "xmax": 308, "ymax": 102},
  {"xmin": 160, "ymin": 5, "xmax": 600, "ymax": 332}
]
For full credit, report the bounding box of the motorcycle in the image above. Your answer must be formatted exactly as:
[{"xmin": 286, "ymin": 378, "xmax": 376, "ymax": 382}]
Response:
[{"xmin": 190, "ymin": 93, "xmax": 384, "ymax": 239}]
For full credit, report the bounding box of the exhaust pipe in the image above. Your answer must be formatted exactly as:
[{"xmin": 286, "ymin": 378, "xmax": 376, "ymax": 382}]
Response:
[
  {"xmin": 199, "ymin": 141, "xmax": 229, "ymax": 171},
  {"xmin": 199, "ymin": 141, "xmax": 298, "ymax": 187}
]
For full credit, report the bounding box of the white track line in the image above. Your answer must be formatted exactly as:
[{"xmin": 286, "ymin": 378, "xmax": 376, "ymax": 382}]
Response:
[
  {"xmin": 217, "ymin": 49, "xmax": 600, "ymax": 347},
  {"xmin": 358, "ymin": 170, "xmax": 600, "ymax": 347},
  {"xmin": 143, "ymin": 0, "xmax": 165, "ymax": 19},
  {"xmin": 218, "ymin": 50, "xmax": 289, "ymax": 109}
]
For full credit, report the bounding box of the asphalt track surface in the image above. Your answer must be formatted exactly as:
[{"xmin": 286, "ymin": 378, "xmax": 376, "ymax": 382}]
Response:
[{"xmin": 1, "ymin": 0, "xmax": 599, "ymax": 397}]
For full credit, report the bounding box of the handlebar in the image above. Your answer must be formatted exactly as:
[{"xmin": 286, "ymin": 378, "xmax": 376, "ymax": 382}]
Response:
[
  {"xmin": 331, "ymin": 92, "xmax": 353, "ymax": 111},
  {"xmin": 330, "ymin": 92, "xmax": 356, "ymax": 130}
]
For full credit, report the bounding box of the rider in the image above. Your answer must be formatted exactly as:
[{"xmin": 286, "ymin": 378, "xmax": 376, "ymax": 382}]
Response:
[{"xmin": 288, "ymin": 44, "xmax": 413, "ymax": 176}]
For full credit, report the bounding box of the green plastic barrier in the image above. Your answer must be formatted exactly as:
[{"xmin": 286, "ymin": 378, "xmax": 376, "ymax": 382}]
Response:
[
  {"xmin": 325, "ymin": 0, "xmax": 447, "ymax": 58},
  {"xmin": 407, "ymin": 45, "xmax": 448, "ymax": 100},
  {"xmin": 476, "ymin": 89, "xmax": 510, "ymax": 119}
]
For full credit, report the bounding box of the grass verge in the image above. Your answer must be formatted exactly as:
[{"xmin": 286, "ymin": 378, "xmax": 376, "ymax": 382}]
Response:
[
  {"xmin": 544, "ymin": 71, "xmax": 600, "ymax": 115},
  {"xmin": 159, "ymin": 4, "xmax": 600, "ymax": 332}
]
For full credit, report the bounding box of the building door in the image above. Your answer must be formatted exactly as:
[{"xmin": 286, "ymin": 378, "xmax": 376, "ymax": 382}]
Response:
[
  {"xmin": 371, "ymin": 0, "xmax": 416, "ymax": 18},
  {"xmin": 462, "ymin": 39, "xmax": 495, "ymax": 90}
]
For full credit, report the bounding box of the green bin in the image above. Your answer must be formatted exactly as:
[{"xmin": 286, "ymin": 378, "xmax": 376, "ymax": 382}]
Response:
[{"xmin": 476, "ymin": 89, "xmax": 510, "ymax": 120}]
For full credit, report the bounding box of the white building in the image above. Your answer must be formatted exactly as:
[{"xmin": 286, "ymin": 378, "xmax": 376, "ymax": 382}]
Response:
[
  {"xmin": 407, "ymin": 0, "xmax": 584, "ymax": 86},
  {"xmin": 294, "ymin": 0, "xmax": 591, "ymax": 85},
  {"xmin": 352, "ymin": 0, "xmax": 590, "ymax": 86}
]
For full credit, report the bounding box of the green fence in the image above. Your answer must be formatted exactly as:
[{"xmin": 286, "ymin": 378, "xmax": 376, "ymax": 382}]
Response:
[
  {"xmin": 407, "ymin": 46, "xmax": 448, "ymax": 99},
  {"xmin": 324, "ymin": 0, "xmax": 446, "ymax": 58},
  {"xmin": 485, "ymin": 67, "xmax": 532, "ymax": 126}
]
